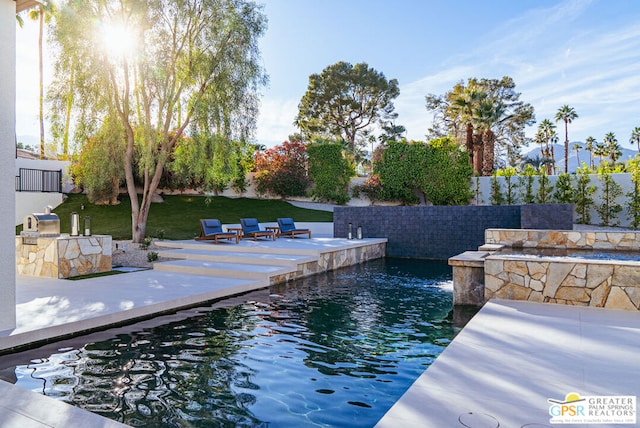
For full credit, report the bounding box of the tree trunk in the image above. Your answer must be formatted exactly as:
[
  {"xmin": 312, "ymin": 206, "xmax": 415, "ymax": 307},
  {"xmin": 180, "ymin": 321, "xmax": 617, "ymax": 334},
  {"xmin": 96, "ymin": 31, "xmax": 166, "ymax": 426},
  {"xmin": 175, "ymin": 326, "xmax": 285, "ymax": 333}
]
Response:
[
  {"xmin": 63, "ymin": 64, "xmax": 74, "ymax": 159},
  {"xmin": 564, "ymin": 121, "xmax": 569, "ymax": 173},
  {"xmin": 38, "ymin": 8, "xmax": 45, "ymax": 159},
  {"xmin": 482, "ymin": 129, "xmax": 495, "ymax": 176},
  {"xmin": 472, "ymin": 133, "xmax": 483, "ymax": 175},
  {"xmin": 465, "ymin": 122, "xmax": 474, "ymax": 167}
]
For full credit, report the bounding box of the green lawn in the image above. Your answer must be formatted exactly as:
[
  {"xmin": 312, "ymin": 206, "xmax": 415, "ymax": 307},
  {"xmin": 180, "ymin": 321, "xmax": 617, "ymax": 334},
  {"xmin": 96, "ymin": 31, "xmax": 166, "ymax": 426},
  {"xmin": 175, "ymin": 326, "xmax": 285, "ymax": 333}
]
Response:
[{"xmin": 34, "ymin": 194, "xmax": 333, "ymax": 240}]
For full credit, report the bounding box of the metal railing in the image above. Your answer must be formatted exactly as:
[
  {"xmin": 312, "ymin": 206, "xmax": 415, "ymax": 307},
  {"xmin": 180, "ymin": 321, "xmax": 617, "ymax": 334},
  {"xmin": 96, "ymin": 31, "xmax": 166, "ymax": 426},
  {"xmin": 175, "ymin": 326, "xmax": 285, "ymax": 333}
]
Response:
[{"xmin": 15, "ymin": 168, "xmax": 62, "ymax": 193}]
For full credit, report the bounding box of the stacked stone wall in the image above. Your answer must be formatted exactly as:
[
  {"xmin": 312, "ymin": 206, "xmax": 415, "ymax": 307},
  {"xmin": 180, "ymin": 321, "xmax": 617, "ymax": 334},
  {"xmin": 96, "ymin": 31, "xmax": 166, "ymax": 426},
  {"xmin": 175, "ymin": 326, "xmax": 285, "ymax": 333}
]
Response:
[{"xmin": 16, "ymin": 236, "xmax": 112, "ymax": 278}]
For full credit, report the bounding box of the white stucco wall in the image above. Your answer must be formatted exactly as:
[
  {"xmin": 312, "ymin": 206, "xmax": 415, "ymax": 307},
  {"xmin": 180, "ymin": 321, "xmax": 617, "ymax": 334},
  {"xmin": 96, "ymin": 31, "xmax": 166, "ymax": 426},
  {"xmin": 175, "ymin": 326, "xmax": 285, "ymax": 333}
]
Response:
[
  {"xmin": 474, "ymin": 173, "xmax": 638, "ymax": 228},
  {"xmin": 15, "ymin": 157, "xmax": 71, "ymax": 224},
  {"xmin": 0, "ymin": 0, "xmax": 17, "ymax": 331}
]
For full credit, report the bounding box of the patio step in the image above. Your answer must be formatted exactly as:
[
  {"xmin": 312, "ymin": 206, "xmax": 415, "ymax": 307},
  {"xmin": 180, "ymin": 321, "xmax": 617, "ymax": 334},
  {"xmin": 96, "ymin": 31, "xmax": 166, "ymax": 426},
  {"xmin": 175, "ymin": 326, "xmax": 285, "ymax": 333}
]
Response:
[
  {"xmin": 153, "ymin": 259, "xmax": 296, "ymax": 281},
  {"xmin": 157, "ymin": 248, "xmax": 315, "ymax": 266}
]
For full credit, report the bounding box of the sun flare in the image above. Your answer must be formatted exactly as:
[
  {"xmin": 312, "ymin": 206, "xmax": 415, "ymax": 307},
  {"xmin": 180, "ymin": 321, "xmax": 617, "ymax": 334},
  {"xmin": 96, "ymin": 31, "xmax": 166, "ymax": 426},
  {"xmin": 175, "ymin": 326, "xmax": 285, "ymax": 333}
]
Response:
[{"xmin": 99, "ymin": 22, "xmax": 138, "ymax": 59}]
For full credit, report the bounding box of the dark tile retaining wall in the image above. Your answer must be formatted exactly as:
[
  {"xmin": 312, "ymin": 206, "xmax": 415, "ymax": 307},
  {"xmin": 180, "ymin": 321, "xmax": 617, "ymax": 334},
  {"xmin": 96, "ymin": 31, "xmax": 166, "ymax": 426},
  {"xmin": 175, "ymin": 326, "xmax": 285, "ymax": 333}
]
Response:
[{"xmin": 334, "ymin": 204, "xmax": 573, "ymax": 260}]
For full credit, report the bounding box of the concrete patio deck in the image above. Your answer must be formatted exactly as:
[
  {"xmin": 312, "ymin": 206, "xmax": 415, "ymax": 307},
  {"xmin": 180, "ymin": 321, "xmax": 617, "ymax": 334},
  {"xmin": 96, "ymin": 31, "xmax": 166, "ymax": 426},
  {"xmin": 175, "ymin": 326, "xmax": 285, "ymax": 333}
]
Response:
[{"xmin": 376, "ymin": 299, "xmax": 640, "ymax": 428}]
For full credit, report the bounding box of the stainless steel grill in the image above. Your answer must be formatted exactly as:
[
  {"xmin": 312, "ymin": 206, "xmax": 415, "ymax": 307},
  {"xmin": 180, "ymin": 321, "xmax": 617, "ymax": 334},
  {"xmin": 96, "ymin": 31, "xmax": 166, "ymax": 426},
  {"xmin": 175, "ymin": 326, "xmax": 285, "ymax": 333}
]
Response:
[{"xmin": 21, "ymin": 207, "xmax": 60, "ymax": 244}]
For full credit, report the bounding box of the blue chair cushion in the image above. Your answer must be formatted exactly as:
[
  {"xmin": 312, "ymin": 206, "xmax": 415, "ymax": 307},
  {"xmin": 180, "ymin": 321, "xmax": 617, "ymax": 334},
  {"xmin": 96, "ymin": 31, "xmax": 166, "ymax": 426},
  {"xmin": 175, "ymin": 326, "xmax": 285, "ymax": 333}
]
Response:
[
  {"xmin": 241, "ymin": 218, "xmax": 260, "ymax": 233},
  {"xmin": 277, "ymin": 217, "xmax": 296, "ymax": 232},
  {"xmin": 202, "ymin": 219, "xmax": 223, "ymax": 234}
]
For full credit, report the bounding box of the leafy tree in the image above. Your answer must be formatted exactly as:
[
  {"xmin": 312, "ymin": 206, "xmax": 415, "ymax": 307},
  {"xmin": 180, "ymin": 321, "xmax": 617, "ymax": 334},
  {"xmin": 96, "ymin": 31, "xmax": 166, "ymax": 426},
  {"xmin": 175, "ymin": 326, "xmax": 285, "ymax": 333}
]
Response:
[
  {"xmin": 555, "ymin": 105, "xmax": 578, "ymax": 173},
  {"xmin": 518, "ymin": 164, "xmax": 538, "ymax": 204},
  {"xmin": 374, "ymin": 140, "xmax": 422, "ymax": 204},
  {"xmin": 574, "ymin": 163, "xmax": 596, "ymax": 224},
  {"xmin": 625, "ymin": 156, "xmax": 640, "ymax": 229},
  {"xmin": 425, "ymin": 76, "xmax": 535, "ymax": 171},
  {"xmin": 254, "ymin": 141, "xmax": 309, "ymax": 198},
  {"xmin": 71, "ymin": 115, "xmax": 125, "ymax": 204},
  {"xmin": 490, "ymin": 174, "xmax": 505, "ymax": 205},
  {"xmin": 595, "ymin": 162, "xmax": 623, "ymax": 226},
  {"xmin": 49, "ymin": 0, "xmax": 267, "ymax": 242},
  {"xmin": 420, "ymin": 137, "xmax": 473, "ymax": 205},
  {"xmin": 169, "ymin": 135, "xmax": 252, "ymax": 195},
  {"xmin": 535, "ymin": 168, "xmax": 552, "ymax": 203},
  {"xmin": 553, "ymin": 173, "xmax": 574, "ymax": 204},
  {"xmin": 495, "ymin": 167, "xmax": 518, "ymax": 204},
  {"xmin": 373, "ymin": 139, "xmax": 472, "ymax": 205},
  {"xmin": 295, "ymin": 61, "xmax": 399, "ymax": 154},
  {"xmin": 378, "ymin": 121, "xmax": 406, "ymax": 144},
  {"xmin": 631, "ymin": 127, "xmax": 640, "ymax": 154},
  {"xmin": 307, "ymin": 142, "xmax": 354, "ymax": 205}
]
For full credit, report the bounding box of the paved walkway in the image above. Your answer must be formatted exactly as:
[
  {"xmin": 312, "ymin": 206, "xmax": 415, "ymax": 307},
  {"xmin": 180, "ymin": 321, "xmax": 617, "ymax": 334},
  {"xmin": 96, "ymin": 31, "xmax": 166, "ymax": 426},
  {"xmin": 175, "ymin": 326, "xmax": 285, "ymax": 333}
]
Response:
[{"xmin": 376, "ymin": 299, "xmax": 640, "ymax": 428}]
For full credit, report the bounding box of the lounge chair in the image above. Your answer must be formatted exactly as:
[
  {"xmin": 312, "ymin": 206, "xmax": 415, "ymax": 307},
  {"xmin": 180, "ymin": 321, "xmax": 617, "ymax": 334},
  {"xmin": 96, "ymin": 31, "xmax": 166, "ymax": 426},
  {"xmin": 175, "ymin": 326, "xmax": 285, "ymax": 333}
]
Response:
[
  {"xmin": 195, "ymin": 219, "xmax": 239, "ymax": 244},
  {"xmin": 277, "ymin": 218, "xmax": 312, "ymax": 239},
  {"xmin": 240, "ymin": 218, "xmax": 276, "ymax": 240}
]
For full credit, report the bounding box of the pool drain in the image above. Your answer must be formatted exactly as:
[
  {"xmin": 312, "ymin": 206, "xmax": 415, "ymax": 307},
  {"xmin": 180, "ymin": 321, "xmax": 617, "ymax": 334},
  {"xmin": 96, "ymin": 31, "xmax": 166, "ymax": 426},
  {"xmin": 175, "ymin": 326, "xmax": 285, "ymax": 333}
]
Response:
[{"xmin": 458, "ymin": 412, "xmax": 500, "ymax": 427}]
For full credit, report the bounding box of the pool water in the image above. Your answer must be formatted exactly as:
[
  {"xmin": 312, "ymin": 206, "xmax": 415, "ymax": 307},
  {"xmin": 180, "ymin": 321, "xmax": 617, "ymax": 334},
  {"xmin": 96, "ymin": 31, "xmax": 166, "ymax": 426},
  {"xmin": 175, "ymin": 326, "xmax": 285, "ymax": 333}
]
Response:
[{"xmin": 3, "ymin": 258, "xmax": 454, "ymax": 427}]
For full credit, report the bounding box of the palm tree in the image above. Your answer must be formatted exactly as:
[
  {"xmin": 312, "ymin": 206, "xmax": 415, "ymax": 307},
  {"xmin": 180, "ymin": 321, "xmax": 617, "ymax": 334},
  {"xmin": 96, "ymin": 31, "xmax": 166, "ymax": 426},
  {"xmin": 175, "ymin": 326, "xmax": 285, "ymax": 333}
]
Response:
[
  {"xmin": 555, "ymin": 105, "xmax": 578, "ymax": 173},
  {"xmin": 28, "ymin": 2, "xmax": 54, "ymax": 159},
  {"xmin": 473, "ymin": 100, "xmax": 510, "ymax": 176},
  {"xmin": 593, "ymin": 142, "xmax": 607, "ymax": 167},
  {"xmin": 538, "ymin": 119, "xmax": 557, "ymax": 175},
  {"xmin": 630, "ymin": 127, "xmax": 640, "ymax": 154},
  {"xmin": 451, "ymin": 88, "xmax": 485, "ymax": 173},
  {"xmin": 604, "ymin": 132, "xmax": 621, "ymax": 163},
  {"xmin": 572, "ymin": 142, "xmax": 582, "ymax": 167},
  {"xmin": 585, "ymin": 136, "xmax": 596, "ymax": 169}
]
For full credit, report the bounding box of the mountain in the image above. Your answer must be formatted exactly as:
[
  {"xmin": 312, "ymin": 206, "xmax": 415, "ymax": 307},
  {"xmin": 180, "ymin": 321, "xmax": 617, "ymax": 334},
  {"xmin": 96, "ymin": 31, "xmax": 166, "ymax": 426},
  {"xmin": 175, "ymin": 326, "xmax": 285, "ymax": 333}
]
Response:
[{"xmin": 521, "ymin": 142, "xmax": 637, "ymax": 172}]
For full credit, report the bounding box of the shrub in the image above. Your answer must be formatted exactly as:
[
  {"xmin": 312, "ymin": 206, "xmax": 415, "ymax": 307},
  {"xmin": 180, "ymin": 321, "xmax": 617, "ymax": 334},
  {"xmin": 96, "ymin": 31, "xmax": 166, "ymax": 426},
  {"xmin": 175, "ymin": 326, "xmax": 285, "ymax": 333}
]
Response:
[
  {"xmin": 495, "ymin": 167, "xmax": 518, "ymax": 204},
  {"xmin": 147, "ymin": 251, "xmax": 159, "ymax": 262},
  {"xmin": 553, "ymin": 173, "xmax": 574, "ymax": 203},
  {"xmin": 490, "ymin": 174, "xmax": 505, "ymax": 205},
  {"xmin": 535, "ymin": 168, "xmax": 552, "ymax": 203},
  {"xmin": 373, "ymin": 138, "xmax": 472, "ymax": 205},
  {"xmin": 421, "ymin": 138, "xmax": 472, "ymax": 205},
  {"xmin": 595, "ymin": 162, "xmax": 623, "ymax": 226},
  {"xmin": 73, "ymin": 116, "xmax": 125, "ymax": 204},
  {"xmin": 307, "ymin": 142, "xmax": 354, "ymax": 205},
  {"xmin": 254, "ymin": 141, "xmax": 310, "ymax": 198},
  {"xmin": 574, "ymin": 163, "xmax": 596, "ymax": 224},
  {"xmin": 374, "ymin": 140, "xmax": 421, "ymax": 204},
  {"xmin": 518, "ymin": 164, "xmax": 537, "ymax": 204},
  {"xmin": 626, "ymin": 156, "xmax": 640, "ymax": 229}
]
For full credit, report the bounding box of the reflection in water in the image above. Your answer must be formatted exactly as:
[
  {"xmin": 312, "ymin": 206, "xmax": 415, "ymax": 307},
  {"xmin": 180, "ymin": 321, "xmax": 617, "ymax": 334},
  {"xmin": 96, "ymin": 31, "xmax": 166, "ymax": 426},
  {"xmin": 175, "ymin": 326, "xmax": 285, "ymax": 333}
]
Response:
[{"xmin": 5, "ymin": 259, "xmax": 455, "ymax": 427}]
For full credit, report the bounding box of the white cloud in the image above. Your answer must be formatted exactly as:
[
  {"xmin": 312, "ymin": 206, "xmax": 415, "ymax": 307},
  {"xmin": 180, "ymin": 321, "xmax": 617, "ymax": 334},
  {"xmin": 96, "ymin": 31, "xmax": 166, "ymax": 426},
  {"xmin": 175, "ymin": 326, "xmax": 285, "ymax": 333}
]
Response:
[
  {"xmin": 393, "ymin": 0, "xmax": 640, "ymax": 146},
  {"xmin": 256, "ymin": 97, "xmax": 299, "ymax": 147}
]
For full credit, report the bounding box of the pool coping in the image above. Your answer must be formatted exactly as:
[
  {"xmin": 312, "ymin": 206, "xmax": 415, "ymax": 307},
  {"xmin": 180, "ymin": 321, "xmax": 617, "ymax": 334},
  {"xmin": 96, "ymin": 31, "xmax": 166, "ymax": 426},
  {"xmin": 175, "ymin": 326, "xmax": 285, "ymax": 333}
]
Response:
[{"xmin": 375, "ymin": 299, "xmax": 640, "ymax": 427}]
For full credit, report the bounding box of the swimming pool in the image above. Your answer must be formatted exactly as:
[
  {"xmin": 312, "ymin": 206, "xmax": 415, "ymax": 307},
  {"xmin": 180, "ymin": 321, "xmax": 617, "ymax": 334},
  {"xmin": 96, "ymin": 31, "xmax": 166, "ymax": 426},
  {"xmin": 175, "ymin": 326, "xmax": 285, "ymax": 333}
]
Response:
[{"xmin": 1, "ymin": 258, "xmax": 454, "ymax": 427}]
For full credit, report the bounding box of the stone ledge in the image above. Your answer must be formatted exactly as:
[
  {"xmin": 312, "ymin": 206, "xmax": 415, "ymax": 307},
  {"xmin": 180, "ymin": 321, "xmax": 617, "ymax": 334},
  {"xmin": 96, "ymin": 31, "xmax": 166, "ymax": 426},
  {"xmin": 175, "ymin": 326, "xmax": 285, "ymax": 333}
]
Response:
[{"xmin": 448, "ymin": 251, "xmax": 489, "ymax": 268}]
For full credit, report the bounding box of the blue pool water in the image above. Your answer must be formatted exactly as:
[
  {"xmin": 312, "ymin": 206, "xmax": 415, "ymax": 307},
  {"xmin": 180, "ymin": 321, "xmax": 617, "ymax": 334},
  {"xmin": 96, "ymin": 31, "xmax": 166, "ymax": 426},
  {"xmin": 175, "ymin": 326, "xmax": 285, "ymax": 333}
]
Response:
[{"xmin": 2, "ymin": 259, "xmax": 455, "ymax": 427}]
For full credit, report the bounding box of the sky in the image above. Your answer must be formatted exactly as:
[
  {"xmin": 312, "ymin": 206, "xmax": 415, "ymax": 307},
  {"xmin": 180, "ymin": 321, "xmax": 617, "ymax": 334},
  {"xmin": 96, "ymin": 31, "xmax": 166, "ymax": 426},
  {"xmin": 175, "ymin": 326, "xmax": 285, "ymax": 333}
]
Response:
[{"xmin": 15, "ymin": 0, "xmax": 640, "ymax": 153}]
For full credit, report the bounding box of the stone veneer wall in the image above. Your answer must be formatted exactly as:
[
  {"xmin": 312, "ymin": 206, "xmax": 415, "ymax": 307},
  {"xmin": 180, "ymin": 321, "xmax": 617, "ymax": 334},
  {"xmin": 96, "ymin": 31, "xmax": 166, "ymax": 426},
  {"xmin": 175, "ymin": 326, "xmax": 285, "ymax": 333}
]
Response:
[
  {"xmin": 485, "ymin": 229, "xmax": 640, "ymax": 250},
  {"xmin": 269, "ymin": 242, "xmax": 386, "ymax": 285},
  {"xmin": 483, "ymin": 229, "xmax": 640, "ymax": 310},
  {"xmin": 16, "ymin": 235, "xmax": 112, "ymax": 278},
  {"xmin": 485, "ymin": 257, "xmax": 640, "ymax": 310},
  {"xmin": 334, "ymin": 205, "xmax": 573, "ymax": 259}
]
